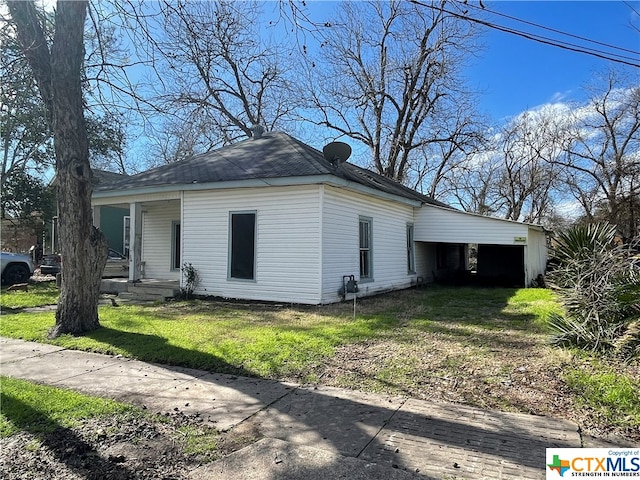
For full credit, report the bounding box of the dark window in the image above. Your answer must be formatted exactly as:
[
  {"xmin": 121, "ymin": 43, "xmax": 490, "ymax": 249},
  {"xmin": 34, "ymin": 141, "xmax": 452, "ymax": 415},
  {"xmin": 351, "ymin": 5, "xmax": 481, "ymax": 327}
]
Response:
[
  {"xmin": 407, "ymin": 224, "xmax": 415, "ymax": 273},
  {"xmin": 359, "ymin": 217, "xmax": 372, "ymax": 280},
  {"xmin": 230, "ymin": 212, "xmax": 256, "ymax": 280},
  {"xmin": 172, "ymin": 222, "xmax": 181, "ymax": 270}
]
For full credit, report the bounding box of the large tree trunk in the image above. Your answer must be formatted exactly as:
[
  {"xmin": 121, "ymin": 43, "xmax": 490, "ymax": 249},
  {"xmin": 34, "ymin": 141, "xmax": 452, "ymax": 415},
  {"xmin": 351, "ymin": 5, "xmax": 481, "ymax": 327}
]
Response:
[
  {"xmin": 8, "ymin": 1, "xmax": 108, "ymax": 337},
  {"xmin": 49, "ymin": 1, "xmax": 108, "ymax": 337}
]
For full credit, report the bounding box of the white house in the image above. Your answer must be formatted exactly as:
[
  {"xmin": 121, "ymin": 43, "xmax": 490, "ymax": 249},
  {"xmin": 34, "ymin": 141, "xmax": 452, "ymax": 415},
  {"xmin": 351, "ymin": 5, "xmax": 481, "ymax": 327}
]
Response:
[{"xmin": 92, "ymin": 131, "xmax": 548, "ymax": 304}]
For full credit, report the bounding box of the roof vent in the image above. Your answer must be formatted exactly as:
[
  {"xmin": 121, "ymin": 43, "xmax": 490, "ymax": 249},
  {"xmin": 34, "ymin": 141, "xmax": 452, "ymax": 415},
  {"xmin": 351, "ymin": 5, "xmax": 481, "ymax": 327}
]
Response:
[
  {"xmin": 322, "ymin": 141, "xmax": 351, "ymax": 165},
  {"xmin": 250, "ymin": 124, "xmax": 265, "ymax": 139}
]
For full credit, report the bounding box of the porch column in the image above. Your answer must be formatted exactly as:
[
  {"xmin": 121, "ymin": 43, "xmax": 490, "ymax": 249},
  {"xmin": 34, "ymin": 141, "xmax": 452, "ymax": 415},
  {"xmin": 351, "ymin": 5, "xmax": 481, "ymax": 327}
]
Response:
[
  {"xmin": 129, "ymin": 202, "xmax": 143, "ymax": 282},
  {"xmin": 92, "ymin": 206, "xmax": 101, "ymax": 228}
]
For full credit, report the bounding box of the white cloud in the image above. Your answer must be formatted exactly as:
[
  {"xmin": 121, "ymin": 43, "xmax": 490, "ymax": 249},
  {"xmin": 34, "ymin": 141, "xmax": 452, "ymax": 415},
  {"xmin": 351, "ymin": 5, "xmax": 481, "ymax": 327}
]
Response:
[{"xmin": 549, "ymin": 90, "xmax": 572, "ymax": 104}]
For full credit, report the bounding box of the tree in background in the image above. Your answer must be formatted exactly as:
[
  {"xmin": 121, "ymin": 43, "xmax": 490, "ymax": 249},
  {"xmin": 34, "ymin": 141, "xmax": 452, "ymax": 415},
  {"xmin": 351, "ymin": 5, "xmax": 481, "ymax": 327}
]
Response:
[
  {"xmin": 446, "ymin": 151, "xmax": 505, "ymax": 216},
  {"xmin": 445, "ymin": 106, "xmax": 568, "ymax": 225},
  {"xmin": 559, "ymin": 72, "xmax": 640, "ymax": 241},
  {"xmin": 1, "ymin": 15, "xmax": 53, "ymax": 190},
  {"xmin": 302, "ymin": 0, "xmax": 482, "ymax": 187},
  {"xmin": 7, "ymin": 0, "xmax": 109, "ymax": 337},
  {"xmin": 1, "ymin": 6, "xmax": 126, "ymax": 215},
  {"xmin": 410, "ymin": 97, "xmax": 487, "ymax": 198},
  {"xmin": 130, "ymin": 0, "xmax": 297, "ymax": 158},
  {"xmin": 492, "ymin": 108, "xmax": 566, "ymax": 223}
]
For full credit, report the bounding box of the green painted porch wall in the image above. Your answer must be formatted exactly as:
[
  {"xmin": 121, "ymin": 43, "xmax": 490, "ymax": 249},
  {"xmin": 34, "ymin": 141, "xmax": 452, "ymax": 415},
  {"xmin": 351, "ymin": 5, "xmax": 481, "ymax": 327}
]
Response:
[{"xmin": 100, "ymin": 206, "xmax": 128, "ymax": 254}]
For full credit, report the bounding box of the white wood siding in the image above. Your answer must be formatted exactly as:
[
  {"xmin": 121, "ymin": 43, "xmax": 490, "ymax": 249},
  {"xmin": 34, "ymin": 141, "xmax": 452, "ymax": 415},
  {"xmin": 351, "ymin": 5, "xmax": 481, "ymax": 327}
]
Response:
[
  {"xmin": 525, "ymin": 228, "xmax": 548, "ymax": 285},
  {"xmin": 415, "ymin": 205, "xmax": 529, "ymax": 245},
  {"xmin": 415, "ymin": 242, "xmax": 436, "ymax": 282},
  {"xmin": 321, "ymin": 186, "xmax": 416, "ymax": 303},
  {"xmin": 141, "ymin": 200, "xmax": 181, "ymax": 280},
  {"xmin": 182, "ymin": 185, "xmax": 322, "ymax": 304}
]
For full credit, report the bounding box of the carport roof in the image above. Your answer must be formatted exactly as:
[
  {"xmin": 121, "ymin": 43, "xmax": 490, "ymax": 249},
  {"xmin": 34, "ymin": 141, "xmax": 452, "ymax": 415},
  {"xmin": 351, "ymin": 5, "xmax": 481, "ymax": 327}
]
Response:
[{"xmin": 93, "ymin": 132, "xmax": 448, "ymax": 208}]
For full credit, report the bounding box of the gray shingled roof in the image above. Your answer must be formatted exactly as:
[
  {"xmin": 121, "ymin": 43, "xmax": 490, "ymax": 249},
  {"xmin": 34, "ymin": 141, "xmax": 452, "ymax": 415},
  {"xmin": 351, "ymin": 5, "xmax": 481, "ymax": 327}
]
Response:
[
  {"xmin": 94, "ymin": 169, "xmax": 128, "ymax": 185},
  {"xmin": 94, "ymin": 132, "xmax": 448, "ymax": 207}
]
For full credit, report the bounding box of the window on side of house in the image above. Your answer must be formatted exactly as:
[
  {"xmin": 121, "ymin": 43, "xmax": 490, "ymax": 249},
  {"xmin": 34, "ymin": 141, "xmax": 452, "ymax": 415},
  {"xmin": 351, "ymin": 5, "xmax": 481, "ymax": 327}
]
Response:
[
  {"xmin": 407, "ymin": 223, "xmax": 415, "ymax": 274},
  {"xmin": 171, "ymin": 221, "xmax": 181, "ymax": 270},
  {"xmin": 359, "ymin": 216, "xmax": 373, "ymax": 281},
  {"xmin": 229, "ymin": 211, "xmax": 256, "ymax": 280}
]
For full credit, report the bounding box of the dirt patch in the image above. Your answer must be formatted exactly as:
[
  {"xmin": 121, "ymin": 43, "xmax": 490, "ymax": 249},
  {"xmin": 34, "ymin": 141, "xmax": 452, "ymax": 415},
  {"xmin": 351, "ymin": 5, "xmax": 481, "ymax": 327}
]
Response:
[
  {"xmin": 0, "ymin": 411, "xmax": 232, "ymax": 480},
  {"xmin": 315, "ymin": 326, "xmax": 638, "ymax": 444}
]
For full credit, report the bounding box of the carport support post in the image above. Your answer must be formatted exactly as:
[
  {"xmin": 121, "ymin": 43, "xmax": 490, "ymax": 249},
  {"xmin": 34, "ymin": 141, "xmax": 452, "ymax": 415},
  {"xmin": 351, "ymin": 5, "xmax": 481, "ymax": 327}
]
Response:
[{"xmin": 129, "ymin": 202, "xmax": 143, "ymax": 282}]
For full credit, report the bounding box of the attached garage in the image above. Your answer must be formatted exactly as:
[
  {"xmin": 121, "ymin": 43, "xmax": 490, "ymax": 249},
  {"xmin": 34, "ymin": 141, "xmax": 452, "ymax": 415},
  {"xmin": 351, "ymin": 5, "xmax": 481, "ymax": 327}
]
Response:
[{"xmin": 414, "ymin": 205, "xmax": 548, "ymax": 287}]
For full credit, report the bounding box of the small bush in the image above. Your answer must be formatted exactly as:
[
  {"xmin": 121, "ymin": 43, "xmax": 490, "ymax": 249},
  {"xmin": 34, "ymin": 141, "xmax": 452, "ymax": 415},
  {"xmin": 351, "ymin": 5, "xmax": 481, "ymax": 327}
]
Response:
[
  {"xmin": 547, "ymin": 223, "xmax": 639, "ymax": 357},
  {"xmin": 179, "ymin": 263, "xmax": 200, "ymax": 300}
]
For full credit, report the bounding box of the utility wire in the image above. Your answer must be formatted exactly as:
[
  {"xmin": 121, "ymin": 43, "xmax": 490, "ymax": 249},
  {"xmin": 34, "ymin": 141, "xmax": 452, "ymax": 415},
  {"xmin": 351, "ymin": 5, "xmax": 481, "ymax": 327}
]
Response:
[
  {"xmin": 410, "ymin": 0, "xmax": 640, "ymax": 68},
  {"xmin": 463, "ymin": 0, "xmax": 640, "ymax": 56}
]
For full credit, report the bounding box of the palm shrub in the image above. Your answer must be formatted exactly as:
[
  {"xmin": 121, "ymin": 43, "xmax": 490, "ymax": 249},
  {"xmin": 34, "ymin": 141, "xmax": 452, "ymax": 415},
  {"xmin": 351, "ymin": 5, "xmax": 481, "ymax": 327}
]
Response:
[{"xmin": 547, "ymin": 223, "xmax": 639, "ymax": 357}]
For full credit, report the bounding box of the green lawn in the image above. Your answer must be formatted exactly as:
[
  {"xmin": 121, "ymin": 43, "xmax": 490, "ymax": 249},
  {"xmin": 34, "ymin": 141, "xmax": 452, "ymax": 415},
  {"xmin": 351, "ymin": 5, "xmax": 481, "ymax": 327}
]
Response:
[
  {"xmin": 0, "ymin": 282, "xmax": 59, "ymax": 310},
  {"xmin": 1, "ymin": 285, "xmax": 637, "ymax": 441},
  {"xmin": 0, "ymin": 376, "xmax": 221, "ymax": 463},
  {"xmin": 0, "ymin": 295, "xmax": 399, "ymax": 379},
  {"xmin": 0, "ymin": 287, "xmax": 553, "ymax": 380},
  {"xmin": 0, "ymin": 376, "xmax": 135, "ymax": 437}
]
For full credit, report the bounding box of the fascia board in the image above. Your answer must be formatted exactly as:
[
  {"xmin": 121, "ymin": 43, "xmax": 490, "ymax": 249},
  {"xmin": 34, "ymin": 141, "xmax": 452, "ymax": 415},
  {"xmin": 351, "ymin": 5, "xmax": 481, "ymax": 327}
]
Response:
[
  {"xmin": 92, "ymin": 174, "xmax": 423, "ymax": 207},
  {"xmin": 426, "ymin": 203, "xmax": 546, "ymax": 230}
]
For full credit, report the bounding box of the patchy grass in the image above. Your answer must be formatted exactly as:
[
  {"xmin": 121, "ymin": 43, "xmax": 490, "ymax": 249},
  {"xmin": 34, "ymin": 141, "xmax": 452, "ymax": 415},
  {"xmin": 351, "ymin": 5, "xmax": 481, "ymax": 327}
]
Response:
[
  {"xmin": 0, "ymin": 281, "xmax": 59, "ymax": 310},
  {"xmin": 0, "ymin": 376, "xmax": 135, "ymax": 437},
  {"xmin": 179, "ymin": 424, "xmax": 219, "ymax": 459},
  {"xmin": 1, "ymin": 286, "xmax": 637, "ymax": 442},
  {"xmin": 565, "ymin": 361, "xmax": 640, "ymax": 438},
  {"xmin": 0, "ymin": 376, "xmax": 225, "ymax": 478}
]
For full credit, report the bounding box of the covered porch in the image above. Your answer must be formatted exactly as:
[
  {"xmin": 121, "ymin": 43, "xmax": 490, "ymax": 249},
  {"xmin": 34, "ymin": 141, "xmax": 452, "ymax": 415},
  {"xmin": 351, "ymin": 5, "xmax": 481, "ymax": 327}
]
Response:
[{"xmin": 93, "ymin": 192, "xmax": 183, "ymax": 297}]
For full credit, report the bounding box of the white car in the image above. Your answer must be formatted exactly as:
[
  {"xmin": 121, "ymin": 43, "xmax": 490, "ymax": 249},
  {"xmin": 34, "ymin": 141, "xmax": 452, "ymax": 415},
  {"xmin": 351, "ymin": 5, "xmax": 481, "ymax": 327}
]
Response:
[{"xmin": 1, "ymin": 252, "xmax": 35, "ymax": 285}]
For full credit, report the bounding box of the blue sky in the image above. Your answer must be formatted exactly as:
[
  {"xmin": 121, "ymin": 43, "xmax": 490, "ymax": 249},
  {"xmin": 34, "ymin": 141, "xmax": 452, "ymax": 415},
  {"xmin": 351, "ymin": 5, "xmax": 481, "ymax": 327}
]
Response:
[
  {"xmin": 461, "ymin": 1, "xmax": 640, "ymax": 121},
  {"xmin": 302, "ymin": 1, "xmax": 639, "ymax": 122}
]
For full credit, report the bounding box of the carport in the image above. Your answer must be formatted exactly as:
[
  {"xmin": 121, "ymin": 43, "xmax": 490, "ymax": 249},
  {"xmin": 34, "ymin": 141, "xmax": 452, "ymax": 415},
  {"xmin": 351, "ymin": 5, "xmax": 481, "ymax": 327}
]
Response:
[{"xmin": 414, "ymin": 205, "xmax": 547, "ymax": 287}]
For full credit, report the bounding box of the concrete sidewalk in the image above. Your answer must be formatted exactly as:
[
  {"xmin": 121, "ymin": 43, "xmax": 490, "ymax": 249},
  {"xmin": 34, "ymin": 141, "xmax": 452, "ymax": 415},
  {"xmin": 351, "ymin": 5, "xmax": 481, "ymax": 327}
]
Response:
[{"xmin": 1, "ymin": 337, "xmax": 582, "ymax": 479}]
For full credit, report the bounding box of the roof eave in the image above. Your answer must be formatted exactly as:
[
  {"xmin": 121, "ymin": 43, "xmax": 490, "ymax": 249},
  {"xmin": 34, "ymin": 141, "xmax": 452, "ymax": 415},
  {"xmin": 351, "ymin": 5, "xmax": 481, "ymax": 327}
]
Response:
[
  {"xmin": 427, "ymin": 203, "xmax": 546, "ymax": 230},
  {"xmin": 92, "ymin": 174, "xmax": 423, "ymax": 207}
]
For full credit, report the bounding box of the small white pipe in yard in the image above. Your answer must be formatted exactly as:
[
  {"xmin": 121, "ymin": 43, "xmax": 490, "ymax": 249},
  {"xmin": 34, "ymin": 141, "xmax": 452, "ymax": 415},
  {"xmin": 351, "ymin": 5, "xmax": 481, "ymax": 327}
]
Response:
[{"xmin": 353, "ymin": 294, "xmax": 356, "ymax": 320}]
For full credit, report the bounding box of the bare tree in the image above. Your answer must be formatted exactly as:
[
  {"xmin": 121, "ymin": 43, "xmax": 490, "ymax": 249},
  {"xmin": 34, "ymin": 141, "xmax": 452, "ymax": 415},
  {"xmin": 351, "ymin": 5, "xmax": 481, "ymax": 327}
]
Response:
[
  {"xmin": 446, "ymin": 153, "xmax": 505, "ymax": 216},
  {"xmin": 7, "ymin": 1, "xmax": 109, "ymax": 337},
  {"xmin": 410, "ymin": 98, "xmax": 487, "ymax": 198},
  {"xmin": 132, "ymin": 0, "xmax": 297, "ymax": 151},
  {"xmin": 302, "ymin": 0, "xmax": 480, "ymax": 185},
  {"xmin": 445, "ymin": 106, "xmax": 569, "ymax": 224},
  {"xmin": 559, "ymin": 71, "xmax": 640, "ymax": 240},
  {"xmin": 147, "ymin": 114, "xmax": 216, "ymax": 166},
  {"xmin": 493, "ymin": 108, "xmax": 566, "ymax": 223}
]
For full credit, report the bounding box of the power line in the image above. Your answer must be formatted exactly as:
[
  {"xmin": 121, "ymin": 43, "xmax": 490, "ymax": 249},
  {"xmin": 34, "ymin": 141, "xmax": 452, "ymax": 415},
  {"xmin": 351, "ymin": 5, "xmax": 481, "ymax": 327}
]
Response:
[
  {"xmin": 463, "ymin": 0, "xmax": 640, "ymax": 57},
  {"xmin": 410, "ymin": 0, "xmax": 640, "ymax": 68}
]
